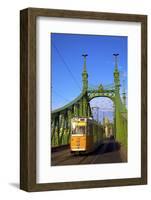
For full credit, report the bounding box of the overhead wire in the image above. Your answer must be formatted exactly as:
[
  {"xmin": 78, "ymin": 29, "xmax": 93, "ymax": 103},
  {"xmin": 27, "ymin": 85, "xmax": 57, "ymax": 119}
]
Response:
[
  {"xmin": 52, "ymin": 41, "xmax": 81, "ymax": 90},
  {"xmin": 52, "ymin": 88, "xmax": 70, "ymax": 103}
]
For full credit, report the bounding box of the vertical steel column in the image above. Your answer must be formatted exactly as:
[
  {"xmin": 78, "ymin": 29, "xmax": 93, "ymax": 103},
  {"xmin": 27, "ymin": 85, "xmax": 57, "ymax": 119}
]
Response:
[
  {"xmin": 59, "ymin": 113, "xmax": 66, "ymax": 145},
  {"xmin": 51, "ymin": 116, "xmax": 55, "ymax": 146},
  {"xmin": 67, "ymin": 108, "xmax": 72, "ymax": 143},
  {"xmin": 79, "ymin": 99, "xmax": 83, "ymax": 116},
  {"xmin": 74, "ymin": 104, "xmax": 78, "ymax": 116},
  {"xmin": 56, "ymin": 115, "xmax": 60, "ymax": 146}
]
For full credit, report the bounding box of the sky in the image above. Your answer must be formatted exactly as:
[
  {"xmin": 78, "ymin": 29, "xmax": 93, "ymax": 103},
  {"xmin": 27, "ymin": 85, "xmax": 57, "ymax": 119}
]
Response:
[{"xmin": 51, "ymin": 33, "xmax": 127, "ymax": 122}]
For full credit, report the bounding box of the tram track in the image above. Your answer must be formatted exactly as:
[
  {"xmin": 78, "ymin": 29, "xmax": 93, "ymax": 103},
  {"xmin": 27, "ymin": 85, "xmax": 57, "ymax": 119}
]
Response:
[
  {"xmin": 51, "ymin": 140, "xmax": 126, "ymax": 166},
  {"xmin": 51, "ymin": 148, "xmax": 70, "ymax": 160}
]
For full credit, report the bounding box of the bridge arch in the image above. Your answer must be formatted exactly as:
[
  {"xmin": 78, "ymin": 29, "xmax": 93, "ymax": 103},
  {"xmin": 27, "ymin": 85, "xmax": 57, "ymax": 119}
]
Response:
[
  {"xmin": 88, "ymin": 95, "xmax": 115, "ymax": 103},
  {"xmin": 89, "ymin": 96, "xmax": 115, "ymax": 137}
]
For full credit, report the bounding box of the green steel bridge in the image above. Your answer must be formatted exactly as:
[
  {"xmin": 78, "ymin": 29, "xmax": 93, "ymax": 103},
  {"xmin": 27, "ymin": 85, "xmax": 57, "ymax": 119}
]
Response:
[{"xmin": 51, "ymin": 54, "xmax": 127, "ymax": 148}]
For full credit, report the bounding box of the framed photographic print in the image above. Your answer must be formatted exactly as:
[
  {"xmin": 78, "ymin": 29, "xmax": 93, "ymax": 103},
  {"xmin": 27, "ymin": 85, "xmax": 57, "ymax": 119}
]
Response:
[{"xmin": 20, "ymin": 8, "xmax": 147, "ymax": 191}]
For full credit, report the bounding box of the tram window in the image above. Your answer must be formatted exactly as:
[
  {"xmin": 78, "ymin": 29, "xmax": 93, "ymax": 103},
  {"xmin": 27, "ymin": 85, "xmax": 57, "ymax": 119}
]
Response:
[{"xmin": 72, "ymin": 126, "xmax": 86, "ymax": 134}]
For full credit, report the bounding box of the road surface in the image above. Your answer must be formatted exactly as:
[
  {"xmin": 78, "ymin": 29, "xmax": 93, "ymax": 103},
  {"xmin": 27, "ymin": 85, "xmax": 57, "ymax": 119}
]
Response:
[{"xmin": 51, "ymin": 140, "xmax": 127, "ymax": 166}]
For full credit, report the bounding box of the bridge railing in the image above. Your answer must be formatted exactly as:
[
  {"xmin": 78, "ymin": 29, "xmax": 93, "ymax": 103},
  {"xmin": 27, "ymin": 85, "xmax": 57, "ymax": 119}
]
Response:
[{"xmin": 51, "ymin": 92, "xmax": 92, "ymax": 147}]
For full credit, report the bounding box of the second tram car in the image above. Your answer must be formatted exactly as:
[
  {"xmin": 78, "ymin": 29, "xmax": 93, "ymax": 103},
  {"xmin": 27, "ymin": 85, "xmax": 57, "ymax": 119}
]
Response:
[{"xmin": 70, "ymin": 117, "xmax": 103, "ymax": 154}]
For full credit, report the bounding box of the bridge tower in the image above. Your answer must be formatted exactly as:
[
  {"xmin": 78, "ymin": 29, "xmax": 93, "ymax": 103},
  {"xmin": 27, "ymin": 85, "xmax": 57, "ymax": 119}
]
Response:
[
  {"xmin": 113, "ymin": 53, "xmax": 120, "ymax": 140},
  {"xmin": 113, "ymin": 54, "xmax": 127, "ymax": 147},
  {"xmin": 82, "ymin": 54, "xmax": 88, "ymax": 93},
  {"xmin": 122, "ymin": 80, "xmax": 126, "ymax": 107},
  {"xmin": 113, "ymin": 53, "xmax": 120, "ymax": 93},
  {"xmin": 81, "ymin": 54, "xmax": 90, "ymax": 117}
]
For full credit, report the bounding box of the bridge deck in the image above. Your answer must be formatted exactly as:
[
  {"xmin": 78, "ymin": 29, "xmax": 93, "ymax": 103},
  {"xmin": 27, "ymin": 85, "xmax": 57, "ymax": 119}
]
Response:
[{"xmin": 51, "ymin": 140, "xmax": 127, "ymax": 166}]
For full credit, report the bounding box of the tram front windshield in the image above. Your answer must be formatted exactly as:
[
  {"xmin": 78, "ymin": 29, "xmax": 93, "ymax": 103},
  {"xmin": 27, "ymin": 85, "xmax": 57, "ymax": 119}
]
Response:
[{"xmin": 72, "ymin": 126, "xmax": 86, "ymax": 135}]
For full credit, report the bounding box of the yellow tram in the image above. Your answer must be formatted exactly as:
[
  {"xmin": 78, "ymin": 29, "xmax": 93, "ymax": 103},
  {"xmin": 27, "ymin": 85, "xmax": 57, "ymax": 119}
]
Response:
[{"xmin": 70, "ymin": 117, "xmax": 103, "ymax": 153}]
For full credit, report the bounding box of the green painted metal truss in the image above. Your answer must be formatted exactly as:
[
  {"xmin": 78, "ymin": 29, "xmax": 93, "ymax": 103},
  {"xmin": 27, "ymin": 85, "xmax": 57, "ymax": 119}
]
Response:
[{"xmin": 51, "ymin": 55, "xmax": 127, "ymax": 148}]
